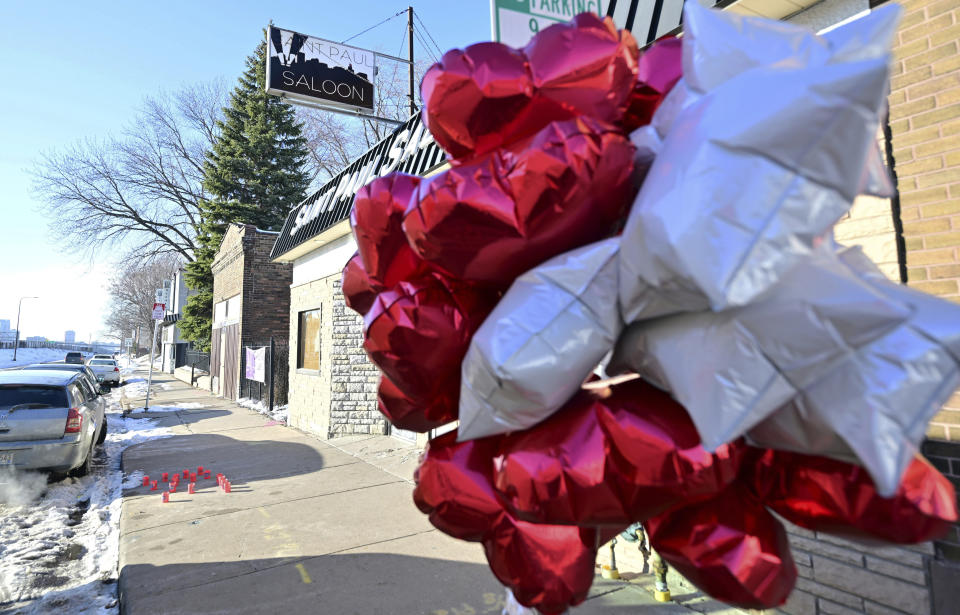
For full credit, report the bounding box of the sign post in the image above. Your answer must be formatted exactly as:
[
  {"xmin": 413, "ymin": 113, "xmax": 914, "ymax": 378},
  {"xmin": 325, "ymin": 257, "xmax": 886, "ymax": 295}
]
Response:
[
  {"xmin": 144, "ymin": 301, "xmax": 165, "ymax": 412},
  {"xmin": 491, "ymin": 1, "xmax": 722, "ymax": 49}
]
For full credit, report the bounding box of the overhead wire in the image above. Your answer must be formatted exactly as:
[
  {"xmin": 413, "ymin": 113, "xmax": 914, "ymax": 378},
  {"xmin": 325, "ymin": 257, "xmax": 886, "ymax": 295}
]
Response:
[
  {"xmin": 412, "ymin": 24, "xmax": 441, "ymax": 64},
  {"xmin": 413, "ymin": 12, "xmax": 445, "ymax": 58},
  {"xmin": 341, "ymin": 9, "xmax": 406, "ymax": 45}
]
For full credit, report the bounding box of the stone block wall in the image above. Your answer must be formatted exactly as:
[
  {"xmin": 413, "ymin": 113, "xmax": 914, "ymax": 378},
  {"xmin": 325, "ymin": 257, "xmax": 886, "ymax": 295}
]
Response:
[
  {"xmin": 286, "ymin": 273, "xmax": 384, "ymax": 439},
  {"xmin": 779, "ymin": 525, "xmax": 935, "ymax": 615},
  {"xmin": 329, "ymin": 277, "xmax": 384, "ymax": 437}
]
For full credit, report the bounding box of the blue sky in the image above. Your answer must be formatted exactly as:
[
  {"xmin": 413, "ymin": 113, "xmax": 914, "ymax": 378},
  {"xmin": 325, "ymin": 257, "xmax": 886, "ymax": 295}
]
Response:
[{"xmin": 0, "ymin": 1, "xmax": 491, "ymax": 341}]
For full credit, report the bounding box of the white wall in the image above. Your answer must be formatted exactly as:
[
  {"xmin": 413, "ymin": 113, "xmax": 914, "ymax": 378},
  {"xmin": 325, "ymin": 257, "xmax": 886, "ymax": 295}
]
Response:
[
  {"xmin": 291, "ymin": 231, "xmax": 357, "ymax": 288},
  {"xmin": 786, "ymin": 0, "xmax": 868, "ymax": 32}
]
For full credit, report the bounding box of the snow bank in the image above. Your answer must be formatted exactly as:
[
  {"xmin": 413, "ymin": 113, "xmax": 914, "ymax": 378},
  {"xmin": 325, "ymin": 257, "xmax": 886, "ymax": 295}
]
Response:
[
  {"xmin": 0, "ymin": 386, "xmax": 172, "ymax": 612},
  {"xmin": 0, "ymin": 348, "xmax": 79, "ymax": 369},
  {"xmin": 137, "ymin": 402, "xmax": 205, "ymax": 413},
  {"xmin": 237, "ymin": 397, "xmax": 288, "ymax": 424}
]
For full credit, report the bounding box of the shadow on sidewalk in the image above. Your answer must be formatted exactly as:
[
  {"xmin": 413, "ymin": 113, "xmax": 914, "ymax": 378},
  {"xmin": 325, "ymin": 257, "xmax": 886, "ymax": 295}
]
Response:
[
  {"xmin": 123, "ymin": 432, "xmax": 336, "ymax": 489},
  {"xmin": 119, "ymin": 553, "xmax": 668, "ymax": 615}
]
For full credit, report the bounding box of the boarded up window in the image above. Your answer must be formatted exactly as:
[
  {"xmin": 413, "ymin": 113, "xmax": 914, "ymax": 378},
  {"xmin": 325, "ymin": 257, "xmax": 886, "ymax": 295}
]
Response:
[{"xmin": 298, "ymin": 308, "xmax": 321, "ymax": 371}]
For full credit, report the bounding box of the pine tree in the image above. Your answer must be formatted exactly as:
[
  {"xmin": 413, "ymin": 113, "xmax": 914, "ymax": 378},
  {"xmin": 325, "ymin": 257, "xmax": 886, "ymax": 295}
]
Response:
[{"xmin": 181, "ymin": 36, "xmax": 310, "ymax": 351}]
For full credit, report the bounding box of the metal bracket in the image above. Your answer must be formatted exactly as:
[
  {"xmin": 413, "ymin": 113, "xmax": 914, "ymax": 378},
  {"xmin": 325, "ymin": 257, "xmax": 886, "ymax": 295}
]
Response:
[{"xmin": 277, "ymin": 93, "xmax": 406, "ymax": 126}]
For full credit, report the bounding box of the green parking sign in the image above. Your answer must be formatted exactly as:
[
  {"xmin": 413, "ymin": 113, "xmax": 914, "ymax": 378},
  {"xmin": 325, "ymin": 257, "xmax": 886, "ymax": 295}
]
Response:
[{"xmin": 491, "ymin": 0, "xmax": 605, "ymax": 47}]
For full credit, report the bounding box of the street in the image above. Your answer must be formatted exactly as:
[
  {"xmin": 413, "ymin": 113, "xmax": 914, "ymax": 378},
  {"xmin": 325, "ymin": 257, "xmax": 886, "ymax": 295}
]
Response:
[{"xmin": 0, "ymin": 359, "xmax": 171, "ymax": 613}]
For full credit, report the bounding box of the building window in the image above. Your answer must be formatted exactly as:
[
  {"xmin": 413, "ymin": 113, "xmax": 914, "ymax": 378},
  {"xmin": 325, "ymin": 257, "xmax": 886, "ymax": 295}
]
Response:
[{"xmin": 298, "ymin": 308, "xmax": 321, "ymax": 371}]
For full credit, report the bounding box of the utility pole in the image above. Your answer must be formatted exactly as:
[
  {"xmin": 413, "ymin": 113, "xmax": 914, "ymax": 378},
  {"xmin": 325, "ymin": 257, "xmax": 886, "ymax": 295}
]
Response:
[
  {"xmin": 408, "ymin": 6, "xmax": 416, "ymax": 116},
  {"xmin": 12, "ymin": 296, "xmax": 37, "ymax": 361}
]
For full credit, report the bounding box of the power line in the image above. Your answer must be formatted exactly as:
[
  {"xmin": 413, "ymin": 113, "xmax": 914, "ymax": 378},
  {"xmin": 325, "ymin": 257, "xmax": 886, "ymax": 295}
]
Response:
[
  {"xmin": 341, "ymin": 9, "xmax": 406, "ymax": 45},
  {"xmin": 413, "ymin": 12, "xmax": 444, "ymax": 58},
  {"xmin": 412, "ymin": 25, "xmax": 440, "ymax": 64}
]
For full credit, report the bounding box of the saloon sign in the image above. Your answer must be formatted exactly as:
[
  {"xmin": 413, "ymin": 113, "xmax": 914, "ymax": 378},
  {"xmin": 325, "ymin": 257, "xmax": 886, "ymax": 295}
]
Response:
[{"xmin": 266, "ymin": 26, "xmax": 376, "ymax": 112}]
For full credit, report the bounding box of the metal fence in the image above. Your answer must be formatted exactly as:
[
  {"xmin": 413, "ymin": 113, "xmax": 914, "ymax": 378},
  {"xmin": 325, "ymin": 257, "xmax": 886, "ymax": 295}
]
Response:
[
  {"xmin": 185, "ymin": 349, "xmax": 210, "ymax": 373},
  {"xmin": 184, "ymin": 349, "xmax": 210, "ymax": 387},
  {"xmin": 239, "ymin": 338, "xmax": 290, "ymax": 411},
  {"xmin": 239, "ymin": 338, "xmax": 289, "ymax": 412}
]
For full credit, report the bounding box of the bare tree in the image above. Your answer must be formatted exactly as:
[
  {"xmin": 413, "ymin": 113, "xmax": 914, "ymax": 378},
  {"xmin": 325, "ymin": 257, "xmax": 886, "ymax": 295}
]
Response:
[
  {"xmin": 32, "ymin": 81, "xmax": 228, "ymax": 262},
  {"xmin": 102, "ymin": 255, "xmax": 181, "ymax": 350}
]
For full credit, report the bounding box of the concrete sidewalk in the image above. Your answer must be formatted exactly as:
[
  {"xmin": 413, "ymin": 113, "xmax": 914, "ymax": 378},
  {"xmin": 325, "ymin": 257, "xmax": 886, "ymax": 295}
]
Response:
[{"xmin": 117, "ymin": 370, "xmax": 712, "ymax": 615}]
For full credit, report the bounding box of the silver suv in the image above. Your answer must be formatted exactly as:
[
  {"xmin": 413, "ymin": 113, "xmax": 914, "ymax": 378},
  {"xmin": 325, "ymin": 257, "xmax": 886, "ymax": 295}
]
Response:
[{"xmin": 0, "ymin": 370, "xmax": 107, "ymax": 477}]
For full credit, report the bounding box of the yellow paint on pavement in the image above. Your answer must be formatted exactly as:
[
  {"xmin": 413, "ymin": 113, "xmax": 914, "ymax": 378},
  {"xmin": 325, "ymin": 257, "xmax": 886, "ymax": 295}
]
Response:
[{"xmin": 295, "ymin": 563, "xmax": 312, "ymax": 584}]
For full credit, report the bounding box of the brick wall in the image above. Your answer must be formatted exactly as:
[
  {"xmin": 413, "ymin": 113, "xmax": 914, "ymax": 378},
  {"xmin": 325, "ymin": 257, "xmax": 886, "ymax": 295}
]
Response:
[
  {"xmin": 889, "ymin": 0, "xmax": 960, "ymax": 438},
  {"xmin": 885, "ymin": 0, "xmax": 960, "ymax": 592},
  {"xmin": 240, "ymin": 229, "xmax": 292, "ymax": 348},
  {"xmin": 779, "ymin": 526, "xmax": 935, "ymax": 615},
  {"xmin": 212, "ymin": 224, "xmax": 292, "ymax": 400},
  {"xmin": 212, "ymin": 225, "xmax": 244, "ymax": 305}
]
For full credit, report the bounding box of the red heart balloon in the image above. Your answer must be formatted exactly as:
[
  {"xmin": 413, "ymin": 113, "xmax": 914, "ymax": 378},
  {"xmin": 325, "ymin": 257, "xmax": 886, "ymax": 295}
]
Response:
[
  {"xmin": 646, "ymin": 484, "xmax": 797, "ymax": 609},
  {"xmin": 421, "ymin": 44, "xmax": 558, "ymax": 161},
  {"xmin": 350, "ymin": 173, "xmax": 430, "ymax": 288},
  {"xmin": 524, "ymin": 13, "xmax": 638, "ymax": 126},
  {"xmin": 377, "ymin": 374, "xmax": 456, "ymax": 433},
  {"xmin": 404, "ymin": 117, "xmax": 635, "ymax": 286},
  {"xmin": 494, "ymin": 379, "xmax": 744, "ymax": 527},
  {"xmin": 341, "ymin": 252, "xmax": 381, "ymax": 316},
  {"xmin": 749, "ymin": 449, "xmax": 957, "ymax": 544},
  {"xmin": 413, "ymin": 430, "xmax": 505, "ymax": 541},
  {"xmin": 420, "ymin": 15, "xmax": 638, "ymax": 163},
  {"xmin": 595, "ymin": 379, "xmax": 745, "ymax": 509},
  {"xmin": 363, "ymin": 273, "xmax": 497, "ymax": 403},
  {"xmin": 483, "ymin": 518, "xmax": 604, "ymax": 615},
  {"xmin": 413, "ymin": 430, "xmax": 611, "ymax": 614},
  {"xmin": 622, "ymin": 36, "xmax": 683, "ymax": 131}
]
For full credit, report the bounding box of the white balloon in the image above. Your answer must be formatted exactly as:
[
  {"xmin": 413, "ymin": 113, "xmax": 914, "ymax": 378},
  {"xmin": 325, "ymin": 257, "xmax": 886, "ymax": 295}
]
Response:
[
  {"xmin": 458, "ymin": 239, "xmax": 622, "ymax": 441},
  {"xmin": 619, "ymin": 3, "xmax": 899, "ymax": 323}
]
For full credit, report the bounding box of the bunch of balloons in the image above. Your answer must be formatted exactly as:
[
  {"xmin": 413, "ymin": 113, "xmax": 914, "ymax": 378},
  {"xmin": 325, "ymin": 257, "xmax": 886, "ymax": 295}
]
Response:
[{"xmin": 343, "ymin": 5, "xmax": 958, "ymax": 614}]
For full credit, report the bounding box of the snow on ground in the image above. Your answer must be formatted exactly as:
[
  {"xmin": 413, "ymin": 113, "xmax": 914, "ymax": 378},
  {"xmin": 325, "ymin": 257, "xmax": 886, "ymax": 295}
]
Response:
[
  {"xmin": 0, "ymin": 384, "xmax": 172, "ymax": 613},
  {"xmin": 140, "ymin": 403, "xmax": 205, "ymax": 413},
  {"xmin": 0, "ymin": 348, "xmax": 81, "ymax": 369},
  {"xmin": 237, "ymin": 397, "xmax": 288, "ymax": 424}
]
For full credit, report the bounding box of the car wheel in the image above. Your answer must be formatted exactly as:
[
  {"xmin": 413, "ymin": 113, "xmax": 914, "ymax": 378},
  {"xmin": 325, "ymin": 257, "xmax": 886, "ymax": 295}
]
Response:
[
  {"xmin": 69, "ymin": 441, "xmax": 95, "ymax": 478},
  {"xmin": 96, "ymin": 417, "xmax": 108, "ymax": 445}
]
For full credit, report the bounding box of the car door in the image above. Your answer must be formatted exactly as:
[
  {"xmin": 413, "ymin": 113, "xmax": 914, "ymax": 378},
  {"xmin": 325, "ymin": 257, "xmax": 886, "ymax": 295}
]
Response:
[
  {"xmin": 0, "ymin": 385, "xmax": 71, "ymax": 442},
  {"xmin": 76, "ymin": 377, "xmax": 104, "ymax": 437}
]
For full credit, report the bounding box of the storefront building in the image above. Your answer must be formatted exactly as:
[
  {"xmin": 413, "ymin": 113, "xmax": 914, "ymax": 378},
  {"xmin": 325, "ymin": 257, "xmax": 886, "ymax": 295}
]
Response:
[
  {"xmin": 270, "ymin": 112, "xmax": 446, "ymax": 442},
  {"xmin": 211, "ymin": 223, "xmax": 292, "ymax": 400},
  {"xmin": 264, "ymin": 1, "xmax": 960, "ymax": 611}
]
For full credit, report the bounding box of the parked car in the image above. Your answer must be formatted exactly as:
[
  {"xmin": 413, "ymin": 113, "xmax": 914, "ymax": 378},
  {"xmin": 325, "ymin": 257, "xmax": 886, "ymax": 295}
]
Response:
[
  {"xmin": 86, "ymin": 358, "xmax": 121, "ymax": 386},
  {"xmin": 0, "ymin": 370, "xmax": 107, "ymax": 477},
  {"xmin": 15, "ymin": 363, "xmax": 101, "ymax": 392}
]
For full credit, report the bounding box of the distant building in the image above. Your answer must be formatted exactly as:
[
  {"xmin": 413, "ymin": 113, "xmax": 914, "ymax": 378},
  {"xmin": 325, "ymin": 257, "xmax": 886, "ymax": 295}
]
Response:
[
  {"xmin": 160, "ymin": 268, "xmax": 196, "ymax": 374},
  {"xmin": 0, "ymin": 320, "xmax": 9, "ymax": 331},
  {"xmin": 0, "ymin": 329, "xmax": 15, "ymax": 343},
  {"xmin": 64, "ymin": 330, "xmax": 76, "ymax": 343},
  {"xmin": 25, "ymin": 336, "xmax": 46, "ymax": 342}
]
